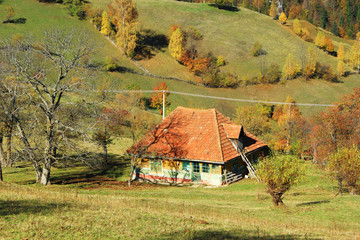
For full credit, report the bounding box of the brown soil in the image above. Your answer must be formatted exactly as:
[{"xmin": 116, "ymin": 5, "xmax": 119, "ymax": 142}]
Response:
[{"xmin": 53, "ymin": 176, "xmax": 162, "ymax": 190}]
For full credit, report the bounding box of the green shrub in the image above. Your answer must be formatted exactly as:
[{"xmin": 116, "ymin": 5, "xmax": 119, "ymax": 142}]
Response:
[
  {"xmin": 104, "ymin": 57, "xmax": 120, "ymax": 72},
  {"xmin": 216, "ymin": 55, "xmax": 226, "ymax": 67},
  {"xmin": 257, "ymin": 155, "xmax": 306, "ymax": 206},
  {"xmin": 265, "ymin": 63, "xmax": 281, "ymax": 84},
  {"xmin": 252, "ymin": 42, "xmax": 266, "ymax": 56},
  {"xmin": 64, "ymin": 0, "xmax": 86, "ymax": 20}
]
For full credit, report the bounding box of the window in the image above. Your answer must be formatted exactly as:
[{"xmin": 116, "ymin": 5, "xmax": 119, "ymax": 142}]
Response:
[
  {"xmin": 211, "ymin": 164, "xmax": 220, "ymax": 174},
  {"xmin": 192, "ymin": 162, "xmax": 200, "ymax": 173},
  {"xmin": 182, "ymin": 161, "xmax": 191, "ymax": 171},
  {"xmin": 202, "ymin": 163, "xmax": 210, "ymax": 173},
  {"xmin": 150, "ymin": 160, "xmax": 162, "ymax": 172}
]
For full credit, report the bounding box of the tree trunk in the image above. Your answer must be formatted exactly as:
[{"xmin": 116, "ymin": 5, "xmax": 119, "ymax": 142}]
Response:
[
  {"xmin": 128, "ymin": 156, "xmax": 135, "ymax": 187},
  {"xmin": 40, "ymin": 159, "xmax": 51, "ymax": 185},
  {"xmin": 5, "ymin": 129, "xmax": 12, "ymax": 167},
  {"xmin": 349, "ymin": 185, "xmax": 357, "ymax": 195},
  {"xmin": 41, "ymin": 115, "xmax": 55, "ymax": 186},
  {"xmin": 102, "ymin": 141, "xmax": 108, "ymax": 165},
  {"xmin": 34, "ymin": 164, "xmax": 41, "ymax": 183},
  {"xmin": 0, "ymin": 134, "xmax": 5, "ymax": 165},
  {"xmin": 0, "ymin": 158, "xmax": 3, "ymax": 181},
  {"xmin": 338, "ymin": 179, "xmax": 343, "ymax": 196},
  {"xmin": 271, "ymin": 192, "xmax": 285, "ymax": 207}
]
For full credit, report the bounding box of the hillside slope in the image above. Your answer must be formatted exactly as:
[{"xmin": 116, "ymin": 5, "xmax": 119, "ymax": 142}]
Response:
[{"xmin": 0, "ymin": 0, "xmax": 359, "ymax": 117}]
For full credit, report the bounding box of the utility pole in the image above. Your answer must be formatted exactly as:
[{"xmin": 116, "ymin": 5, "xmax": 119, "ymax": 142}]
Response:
[{"xmin": 162, "ymin": 90, "xmax": 166, "ymax": 120}]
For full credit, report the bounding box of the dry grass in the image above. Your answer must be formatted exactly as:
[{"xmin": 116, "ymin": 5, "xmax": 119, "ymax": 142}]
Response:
[{"xmin": 1, "ymin": 162, "xmax": 360, "ymax": 239}]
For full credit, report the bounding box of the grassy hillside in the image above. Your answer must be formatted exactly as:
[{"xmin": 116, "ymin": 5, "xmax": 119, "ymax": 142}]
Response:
[
  {"xmin": 0, "ymin": 0, "xmax": 359, "ymax": 118},
  {"xmin": 1, "ymin": 161, "xmax": 360, "ymax": 239},
  {"xmin": 91, "ymin": 0, "xmax": 348, "ymax": 75}
]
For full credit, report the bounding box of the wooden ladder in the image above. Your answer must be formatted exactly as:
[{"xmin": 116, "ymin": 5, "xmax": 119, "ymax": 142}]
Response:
[{"xmin": 239, "ymin": 151, "xmax": 260, "ymax": 182}]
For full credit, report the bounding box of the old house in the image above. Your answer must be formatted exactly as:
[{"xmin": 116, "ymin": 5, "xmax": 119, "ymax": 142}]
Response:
[{"xmin": 127, "ymin": 107, "xmax": 268, "ymax": 186}]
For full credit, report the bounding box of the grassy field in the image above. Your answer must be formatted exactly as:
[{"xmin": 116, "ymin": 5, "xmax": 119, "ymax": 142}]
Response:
[{"xmin": 1, "ymin": 159, "xmax": 360, "ymax": 240}]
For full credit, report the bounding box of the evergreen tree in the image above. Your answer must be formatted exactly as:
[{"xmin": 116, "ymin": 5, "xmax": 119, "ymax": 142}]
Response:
[
  {"xmin": 332, "ymin": 22, "xmax": 339, "ymax": 36},
  {"xmin": 320, "ymin": 6, "xmax": 328, "ymax": 29},
  {"xmin": 339, "ymin": 15, "xmax": 344, "ymax": 27}
]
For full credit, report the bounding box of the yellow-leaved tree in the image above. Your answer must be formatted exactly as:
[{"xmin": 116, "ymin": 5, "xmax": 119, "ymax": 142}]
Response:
[
  {"xmin": 337, "ymin": 42, "xmax": 344, "ymax": 60},
  {"xmin": 303, "ymin": 48, "xmax": 317, "ymax": 79},
  {"xmin": 108, "ymin": 0, "xmax": 138, "ymax": 57},
  {"xmin": 350, "ymin": 33, "xmax": 360, "ymax": 73},
  {"xmin": 279, "ymin": 12, "xmax": 287, "ymax": 24},
  {"xmin": 168, "ymin": 28, "xmax": 184, "ymax": 61},
  {"xmin": 100, "ymin": 11, "xmax": 112, "ymax": 37},
  {"xmin": 269, "ymin": 0, "xmax": 277, "ymax": 19},
  {"xmin": 282, "ymin": 53, "xmax": 301, "ymax": 80},
  {"xmin": 257, "ymin": 155, "xmax": 306, "ymax": 206},
  {"xmin": 327, "ymin": 146, "xmax": 360, "ymax": 195},
  {"xmin": 337, "ymin": 60, "xmax": 345, "ymax": 76},
  {"xmin": 293, "ymin": 18, "xmax": 302, "ymax": 36},
  {"xmin": 315, "ymin": 31, "xmax": 326, "ymax": 49}
]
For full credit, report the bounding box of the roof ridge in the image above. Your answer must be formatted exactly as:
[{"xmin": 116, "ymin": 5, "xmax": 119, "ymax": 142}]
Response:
[
  {"xmin": 213, "ymin": 109, "xmax": 225, "ymax": 162},
  {"xmin": 214, "ymin": 109, "xmax": 233, "ymax": 124}
]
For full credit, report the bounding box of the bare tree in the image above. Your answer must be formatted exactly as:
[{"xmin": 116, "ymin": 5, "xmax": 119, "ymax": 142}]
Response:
[{"xmin": 0, "ymin": 28, "xmax": 95, "ymax": 185}]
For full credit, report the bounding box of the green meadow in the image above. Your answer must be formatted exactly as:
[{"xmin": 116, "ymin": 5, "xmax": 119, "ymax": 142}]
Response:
[
  {"xmin": 0, "ymin": 0, "xmax": 359, "ymax": 118},
  {"xmin": 1, "ymin": 160, "xmax": 360, "ymax": 239}
]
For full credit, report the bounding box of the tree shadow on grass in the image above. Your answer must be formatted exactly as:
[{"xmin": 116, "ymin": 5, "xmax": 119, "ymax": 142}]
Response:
[
  {"xmin": 156, "ymin": 230, "xmax": 321, "ymax": 240},
  {"xmin": 49, "ymin": 154, "xmax": 129, "ymax": 186},
  {"xmin": 134, "ymin": 29, "xmax": 168, "ymax": 60},
  {"xmin": 296, "ymin": 200, "xmax": 330, "ymax": 206},
  {"xmin": 0, "ymin": 199, "xmax": 69, "ymax": 216},
  {"xmin": 208, "ymin": 4, "xmax": 239, "ymax": 12},
  {"xmin": 3, "ymin": 18, "xmax": 27, "ymax": 24},
  {"xmin": 105, "ymin": 65, "xmax": 141, "ymax": 74}
]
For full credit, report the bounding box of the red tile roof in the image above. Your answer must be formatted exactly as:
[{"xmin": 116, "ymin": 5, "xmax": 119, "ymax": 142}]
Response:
[
  {"xmin": 127, "ymin": 107, "xmax": 267, "ymax": 163},
  {"xmin": 223, "ymin": 124, "xmax": 243, "ymax": 139}
]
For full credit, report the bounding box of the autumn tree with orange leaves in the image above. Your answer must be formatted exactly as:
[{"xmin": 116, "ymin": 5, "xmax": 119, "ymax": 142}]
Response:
[
  {"xmin": 180, "ymin": 50, "xmax": 210, "ymax": 75},
  {"xmin": 150, "ymin": 82, "xmax": 171, "ymax": 115},
  {"xmin": 310, "ymin": 87, "xmax": 360, "ymax": 163},
  {"xmin": 272, "ymin": 96, "xmax": 308, "ymax": 155}
]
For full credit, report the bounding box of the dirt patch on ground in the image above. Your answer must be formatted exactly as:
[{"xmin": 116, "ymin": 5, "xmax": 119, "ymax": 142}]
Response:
[{"xmin": 52, "ymin": 176, "xmax": 163, "ymax": 190}]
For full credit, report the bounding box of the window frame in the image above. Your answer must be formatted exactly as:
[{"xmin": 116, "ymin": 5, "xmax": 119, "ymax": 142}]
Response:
[
  {"xmin": 150, "ymin": 160, "xmax": 162, "ymax": 173},
  {"xmin": 192, "ymin": 162, "xmax": 200, "ymax": 173},
  {"xmin": 182, "ymin": 161, "xmax": 191, "ymax": 171},
  {"xmin": 202, "ymin": 163, "xmax": 210, "ymax": 173}
]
